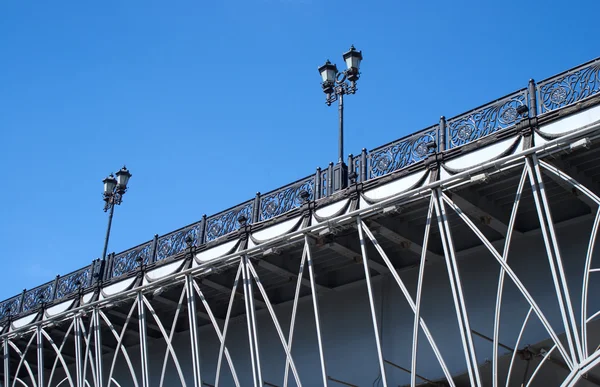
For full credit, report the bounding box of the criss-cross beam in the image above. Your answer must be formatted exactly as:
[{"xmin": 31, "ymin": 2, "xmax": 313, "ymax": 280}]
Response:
[
  {"xmin": 324, "ymin": 241, "xmax": 389, "ymax": 274},
  {"xmin": 201, "ymin": 278, "xmax": 267, "ymax": 309},
  {"xmin": 256, "ymin": 259, "xmax": 332, "ymax": 293},
  {"xmin": 104, "ymin": 309, "xmax": 164, "ymax": 337},
  {"xmin": 367, "ymin": 219, "xmax": 444, "ymax": 262},
  {"xmin": 448, "ymin": 190, "xmax": 521, "ymax": 237},
  {"xmin": 151, "ymin": 294, "xmax": 214, "ymax": 322},
  {"xmin": 544, "ymin": 158, "xmax": 600, "ymax": 209}
]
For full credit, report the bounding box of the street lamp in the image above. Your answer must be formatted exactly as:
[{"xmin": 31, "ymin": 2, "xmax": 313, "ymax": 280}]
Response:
[
  {"xmin": 318, "ymin": 45, "xmax": 363, "ymax": 191},
  {"xmin": 101, "ymin": 166, "xmax": 132, "ymax": 261}
]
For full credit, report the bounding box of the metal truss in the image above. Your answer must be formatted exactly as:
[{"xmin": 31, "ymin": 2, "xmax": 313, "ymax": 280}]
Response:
[{"xmin": 4, "ymin": 147, "xmax": 600, "ymax": 386}]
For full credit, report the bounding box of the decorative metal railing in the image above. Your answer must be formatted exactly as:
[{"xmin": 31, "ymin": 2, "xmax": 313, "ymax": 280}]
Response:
[{"xmin": 1, "ymin": 56, "xmax": 600, "ymax": 321}]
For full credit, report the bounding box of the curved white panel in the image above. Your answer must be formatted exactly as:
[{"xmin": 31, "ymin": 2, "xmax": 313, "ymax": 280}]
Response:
[
  {"xmin": 144, "ymin": 260, "xmax": 183, "ymax": 283},
  {"xmin": 101, "ymin": 278, "xmax": 135, "ymax": 298},
  {"xmin": 315, "ymin": 199, "xmax": 348, "ymax": 219},
  {"xmin": 533, "ymin": 133, "xmax": 549, "ymax": 147},
  {"xmin": 363, "ymin": 170, "xmax": 429, "ymax": 201},
  {"xmin": 539, "ymin": 104, "xmax": 600, "ymax": 135},
  {"xmin": 440, "ymin": 167, "xmax": 453, "ymax": 181},
  {"xmin": 82, "ymin": 292, "xmax": 94, "ymax": 305},
  {"xmin": 251, "ymin": 216, "xmax": 301, "ymax": 242},
  {"xmin": 248, "ymin": 239, "xmax": 256, "ymax": 249},
  {"xmin": 445, "ymin": 136, "xmax": 520, "ymax": 170},
  {"xmin": 195, "ymin": 240, "xmax": 238, "ymax": 263},
  {"xmin": 45, "ymin": 301, "xmax": 72, "ymax": 317},
  {"xmin": 13, "ymin": 314, "xmax": 36, "ymax": 328},
  {"xmin": 359, "ymin": 197, "xmax": 371, "ymax": 210}
]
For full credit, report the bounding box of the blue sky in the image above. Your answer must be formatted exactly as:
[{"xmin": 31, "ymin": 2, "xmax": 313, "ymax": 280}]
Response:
[{"xmin": 0, "ymin": 0, "xmax": 599, "ymax": 300}]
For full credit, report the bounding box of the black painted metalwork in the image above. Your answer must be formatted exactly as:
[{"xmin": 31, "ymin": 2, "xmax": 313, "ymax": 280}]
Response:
[
  {"xmin": 22, "ymin": 282, "xmax": 54, "ymax": 312},
  {"xmin": 0, "ymin": 296, "xmax": 21, "ymax": 321},
  {"xmin": 369, "ymin": 126, "xmax": 438, "ymax": 178},
  {"xmin": 55, "ymin": 266, "xmax": 92, "ymax": 299},
  {"xmin": 259, "ymin": 176, "xmax": 315, "ymax": 221},
  {"xmin": 1, "ymin": 56, "xmax": 599, "ymax": 320},
  {"xmin": 205, "ymin": 200, "xmax": 254, "ymax": 242},
  {"xmin": 111, "ymin": 241, "xmax": 153, "ymax": 278},
  {"xmin": 156, "ymin": 221, "xmax": 203, "ymax": 261},
  {"xmin": 447, "ymin": 89, "xmax": 528, "ymax": 149},
  {"xmin": 538, "ymin": 59, "xmax": 600, "ymax": 114}
]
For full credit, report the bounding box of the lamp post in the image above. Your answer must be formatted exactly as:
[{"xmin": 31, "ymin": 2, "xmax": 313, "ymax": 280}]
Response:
[
  {"xmin": 101, "ymin": 166, "xmax": 132, "ymax": 261},
  {"xmin": 318, "ymin": 45, "xmax": 363, "ymax": 191}
]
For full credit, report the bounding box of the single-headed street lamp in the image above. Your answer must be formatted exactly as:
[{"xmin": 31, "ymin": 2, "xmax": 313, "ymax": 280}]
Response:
[
  {"xmin": 318, "ymin": 45, "xmax": 363, "ymax": 191},
  {"xmin": 101, "ymin": 166, "xmax": 132, "ymax": 261}
]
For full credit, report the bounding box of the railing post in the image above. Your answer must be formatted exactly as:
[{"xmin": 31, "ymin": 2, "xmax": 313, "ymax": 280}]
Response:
[
  {"xmin": 315, "ymin": 168, "xmax": 322, "ymax": 200},
  {"xmin": 528, "ymin": 78, "xmax": 538, "ymax": 117},
  {"xmin": 18, "ymin": 289, "xmax": 25, "ymax": 314},
  {"xmin": 150, "ymin": 234, "xmax": 159, "ymax": 264},
  {"xmin": 439, "ymin": 116, "xmax": 447, "ymax": 152},
  {"xmin": 360, "ymin": 148, "xmax": 368, "ymax": 183},
  {"xmin": 253, "ymin": 192, "xmax": 261, "ymax": 223},
  {"xmin": 347, "ymin": 153, "xmax": 354, "ymax": 184},
  {"xmin": 104, "ymin": 253, "xmax": 115, "ymax": 282},
  {"xmin": 199, "ymin": 215, "xmax": 207, "ymax": 245},
  {"xmin": 52, "ymin": 275, "xmax": 60, "ymax": 302},
  {"xmin": 327, "ymin": 162, "xmax": 334, "ymax": 197}
]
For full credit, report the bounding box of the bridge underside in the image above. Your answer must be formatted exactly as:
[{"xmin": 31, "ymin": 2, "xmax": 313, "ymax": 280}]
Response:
[{"xmin": 4, "ymin": 77, "xmax": 600, "ymax": 387}]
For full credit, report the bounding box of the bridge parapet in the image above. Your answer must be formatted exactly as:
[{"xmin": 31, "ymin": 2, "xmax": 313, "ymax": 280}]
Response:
[{"xmin": 2, "ymin": 56, "xmax": 600, "ymax": 323}]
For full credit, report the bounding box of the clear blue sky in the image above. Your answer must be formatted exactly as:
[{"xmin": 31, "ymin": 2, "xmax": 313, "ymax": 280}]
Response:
[{"xmin": 1, "ymin": 0, "xmax": 599, "ymax": 300}]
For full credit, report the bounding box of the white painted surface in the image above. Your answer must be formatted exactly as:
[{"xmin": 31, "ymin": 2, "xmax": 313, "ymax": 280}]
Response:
[
  {"xmin": 100, "ymin": 278, "xmax": 135, "ymax": 298},
  {"xmin": 251, "ymin": 217, "xmax": 302, "ymax": 243},
  {"xmin": 143, "ymin": 260, "xmax": 183, "ymax": 284},
  {"xmin": 44, "ymin": 301, "xmax": 72, "ymax": 318},
  {"xmin": 314, "ymin": 199, "xmax": 349, "ymax": 219},
  {"xmin": 539, "ymin": 104, "xmax": 600, "ymax": 136},
  {"xmin": 362, "ymin": 170, "xmax": 429, "ymax": 201},
  {"xmin": 12, "ymin": 314, "xmax": 36, "ymax": 329},
  {"xmin": 444, "ymin": 136, "xmax": 520, "ymax": 170},
  {"xmin": 193, "ymin": 240, "xmax": 237, "ymax": 266}
]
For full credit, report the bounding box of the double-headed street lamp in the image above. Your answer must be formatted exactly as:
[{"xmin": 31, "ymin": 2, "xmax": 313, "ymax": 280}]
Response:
[
  {"xmin": 101, "ymin": 166, "xmax": 132, "ymax": 261},
  {"xmin": 318, "ymin": 45, "xmax": 363, "ymax": 191}
]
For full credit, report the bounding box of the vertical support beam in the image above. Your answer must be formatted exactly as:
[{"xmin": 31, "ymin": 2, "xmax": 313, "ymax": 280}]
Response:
[
  {"xmin": 242, "ymin": 256, "xmax": 262, "ymax": 387},
  {"xmin": 137, "ymin": 292, "xmax": 150, "ymax": 387},
  {"xmin": 4, "ymin": 338, "xmax": 9, "ymax": 387},
  {"xmin": 74, "ymin": 315, "xmax": 84, "ymax": 387},
  {"xmin": 149, "ymin": 234, "xmax": 159, "ymax": 264},
  {"xmin": 360, "ymin": 148, "xmax": 368, "ymax": 183},
  {"xmin": 327, "ymin": 162, "xmax": 333, "ymax": 197},
  {"xmin": 93, "ymin": 307, "xmax": 104, "ymax": 387},
  {"xmin": 37, "ymin": 325, "xmax": 44, "ymax": 387},
  {"xmin": 186, "ymin": 274, "xmax": 203, "ymax": 387},
  {"xmin": 528, "ymin": 79, "xmax": 538, "ymax": 118},
  {"xmin": 356, "ymin": 217, "xmax": 388, "ymax": 387},
  {"xmin": 305, "ymin": 236, "xmax": 329, "ymax": 387},
  {"xmin": 315, "ymin": 167, "xmax": 322, "ymax": 200},
  {"xmin": 253, "ymin": 193, "xmax": 261, "ymax": 223},
  {"xmin": 439, "ymin": 116, "xmax": 446, "ymax": 152},
  {"xmin": 433, "ymin": 188, "xmax": 482, "ymax": 387},
  {"xmin": 526, "ymin": 155, "xmax": 583, "ymax": 363}
]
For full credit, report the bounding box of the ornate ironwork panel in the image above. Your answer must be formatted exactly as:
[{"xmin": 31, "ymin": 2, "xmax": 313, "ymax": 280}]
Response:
[
  {"xmin": 260, "ymin": 176, "xmax": 315, "ymax": 221},
  {"xmin": 22, "ymin": 282, "xmax": 54, "ymax": 312},
  {"xmin": 0, "ymin": 295, "xmax": 21, "ymax": 320},
  {"xmin": 369, "ymin": 126, "xmax": 437, "ymax": 178},
  {"xmin": 156, "ymin": 221, "xmax": 203, "ymax": 261},
  {"xmin": 205, "ymin": 200, "xmax": 254, "ymax": 242},
  {"xmin": 111, "ymin": 241, "xmax": 153, "ymax": 278},
  {"xmin": 55, "ymin": 266, "xmax": 92, "ymax": 299},
  {"xmin": 447, "ymin": 90, "xmax": 528, "ymax": 149},
  {"xmin": 538, "ymin": 59, "xmax": 600, "ymax": 113}
]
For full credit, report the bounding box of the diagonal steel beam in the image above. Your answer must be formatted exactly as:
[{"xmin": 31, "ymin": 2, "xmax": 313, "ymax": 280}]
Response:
[
  {"xmin": 368, "ymin": 220, "xmax": 444, "ymax": 260},
  {"xmin": 449, "ymin": 192, "xmax": 522, "ymax": 236},
  {"xmin": 152, "ymin": 294, "xmax": 214, "ymax": 322},
  {"xmin": 201, "ymin": 278, "xmax": 267, "ymax": 309},
  {"xmin": 256, "ymin": 259, "xmax": 331, "ymax": 293},
  {"xmin": 325, "ymin": 241, "xmax": 389, "ymax": 274},
  {"xmin": 544, "ymin": 158, "xmax": 600, "ymax": 209}
]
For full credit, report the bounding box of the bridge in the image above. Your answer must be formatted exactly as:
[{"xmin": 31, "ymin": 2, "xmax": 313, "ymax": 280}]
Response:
[{"xmin": 2, "ymin": 57, "xmax": 600, "ymax": 387}]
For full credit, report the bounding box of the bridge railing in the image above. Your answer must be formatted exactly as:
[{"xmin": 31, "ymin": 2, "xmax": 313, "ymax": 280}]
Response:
[{"xmin": 2, "ymin": 56, "xmax": 600, "ymax": 322}]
